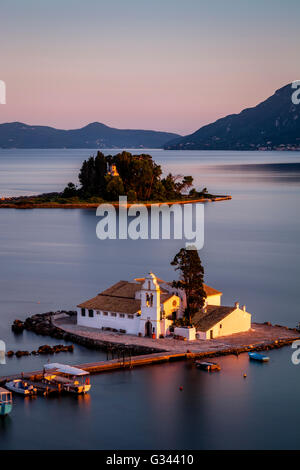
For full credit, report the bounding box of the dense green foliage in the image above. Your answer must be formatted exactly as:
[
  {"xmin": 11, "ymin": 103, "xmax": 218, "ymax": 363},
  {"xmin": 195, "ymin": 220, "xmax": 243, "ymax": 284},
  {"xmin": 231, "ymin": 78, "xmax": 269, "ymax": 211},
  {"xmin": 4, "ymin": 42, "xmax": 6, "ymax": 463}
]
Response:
[
  {"xmin": 0, "ymin": 151, "xmax": 213, "ymax": 206},
  {"xmin": 171, "ymin": 248, "xmax": 207, "ymax": 325},
  {"xmin": 62, "ymin": 151, "xmax": 202, "ymax": 202}
]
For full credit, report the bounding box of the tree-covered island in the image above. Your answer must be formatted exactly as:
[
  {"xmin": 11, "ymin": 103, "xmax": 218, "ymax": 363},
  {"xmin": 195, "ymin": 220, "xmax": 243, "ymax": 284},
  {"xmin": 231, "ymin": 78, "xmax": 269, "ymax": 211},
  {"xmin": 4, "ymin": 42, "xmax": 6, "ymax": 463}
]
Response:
[
  {"xmin": 0, "ymin": 151, "xmax": 231, "ymax": 207},
  {"xmin": 62, "ymin": 151, "xmax": 210, "ymax": 202}
]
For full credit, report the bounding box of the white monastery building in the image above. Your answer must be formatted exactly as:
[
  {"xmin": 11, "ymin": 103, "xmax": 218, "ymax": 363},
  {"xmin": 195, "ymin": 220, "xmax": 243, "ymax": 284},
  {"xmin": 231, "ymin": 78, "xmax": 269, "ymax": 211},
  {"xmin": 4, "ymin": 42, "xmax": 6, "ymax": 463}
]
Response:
[{"xmin": 77, "ymin": 272, "xmax": 251, "ymax": 340}]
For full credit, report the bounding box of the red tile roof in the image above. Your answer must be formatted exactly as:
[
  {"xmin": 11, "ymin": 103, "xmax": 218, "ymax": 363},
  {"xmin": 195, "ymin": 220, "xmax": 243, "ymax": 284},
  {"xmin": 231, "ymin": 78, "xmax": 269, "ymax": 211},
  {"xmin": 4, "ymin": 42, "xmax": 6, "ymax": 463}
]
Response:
[
  {"xmin": 78, "ymin": 280, "xmax": 175, "ymax": 314},
  {"xmin": 193, "ymin": 305, "xmax": 236, "ymax": 331}
]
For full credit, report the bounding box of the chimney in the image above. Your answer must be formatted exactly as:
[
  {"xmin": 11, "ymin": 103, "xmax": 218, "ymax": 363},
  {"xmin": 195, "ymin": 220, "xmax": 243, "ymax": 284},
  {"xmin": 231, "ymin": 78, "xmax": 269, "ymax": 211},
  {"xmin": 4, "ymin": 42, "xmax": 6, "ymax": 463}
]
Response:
[
  {"xmin": 242, "ymin": 305, "xmax": 246, "ymax": 312},
  {"xmin": 234, "ymin": 301, "xmax": 240, "ymax": 309}
]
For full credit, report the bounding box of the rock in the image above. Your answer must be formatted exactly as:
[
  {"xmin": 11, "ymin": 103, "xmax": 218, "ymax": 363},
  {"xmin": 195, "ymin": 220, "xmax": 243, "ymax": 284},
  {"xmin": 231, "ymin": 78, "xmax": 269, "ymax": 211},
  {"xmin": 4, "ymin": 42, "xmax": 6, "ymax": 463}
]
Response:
[
  {"xmin": 36, "ymin": 343, "xmax": 74, "ymax": 355},
  {"xmin": 11, "ymin": 319, "xmax": 25, "ymax": 333},
  {"xmin": 37, "ymin": 344, "xmax": 53, "ymax": 354},
  {"xmin": 15, "ymin": 350, "xmax": 30, "ymax": 357}
]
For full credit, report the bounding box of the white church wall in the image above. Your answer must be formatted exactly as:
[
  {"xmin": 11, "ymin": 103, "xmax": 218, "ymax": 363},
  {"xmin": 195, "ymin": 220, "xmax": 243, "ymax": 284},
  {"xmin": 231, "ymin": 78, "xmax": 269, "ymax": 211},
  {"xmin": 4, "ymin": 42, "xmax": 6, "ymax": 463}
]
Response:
[
  {"xmin": 197, "ymin": 307, "xmax": 251, "ymax": 339},
  {"xmin": 174, "ymin": 327, "xmax": 196, "ymax": 340},
  {"xmin": 77, "ymin": 308, "xmax": 140, "ymax": 335}
]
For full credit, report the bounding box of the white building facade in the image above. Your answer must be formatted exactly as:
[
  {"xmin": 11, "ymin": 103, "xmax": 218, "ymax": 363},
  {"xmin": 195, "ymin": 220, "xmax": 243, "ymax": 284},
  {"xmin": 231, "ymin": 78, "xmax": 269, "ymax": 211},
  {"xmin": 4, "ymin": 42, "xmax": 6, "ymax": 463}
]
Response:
[
  {"xmin": 77, "ymin": 272, "xmax": 251, "ymax": 339},
  {"xmin": 77, "ymin": 273, "xmax": 178, "ymax": 338}
]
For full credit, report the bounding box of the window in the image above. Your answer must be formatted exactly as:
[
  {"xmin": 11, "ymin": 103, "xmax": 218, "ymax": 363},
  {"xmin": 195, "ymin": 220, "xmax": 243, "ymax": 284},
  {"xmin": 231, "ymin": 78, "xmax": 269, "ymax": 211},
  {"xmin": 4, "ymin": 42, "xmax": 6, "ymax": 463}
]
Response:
[
  {"xmin": 103, "ymin": 311, "xmax": 108, "ymax": 316},
  {"xmin": 128, "ymin": 314, "xmax": 134, "ymax": 319},
  {"xmin": 96, "ymin": 310, "xmax": 101, "ymax": 315},
  {"xmin": 172, "ymin": 300, "xmax": 177, "ymax": 307},
  {"xmin": 88, "ymin": 310, "xmax": 94, "ymax": 317},
  {"xmin": 146, "ymin": 292, "xmax": 153, "ymax": 307},
  {"xmin": 81, "ymin": 308, "xmax": 86, "ymax": 316},
  {"xmin": 219, "ymin": 324, "xmax": 222, "ymax": 328},
  {"xmin": 119, "ymin": 313, "xmax": 125, "ymax": 318},
  {"xmin": 111, "ymin": 312, "xmax": 117, "ymax": 317}
]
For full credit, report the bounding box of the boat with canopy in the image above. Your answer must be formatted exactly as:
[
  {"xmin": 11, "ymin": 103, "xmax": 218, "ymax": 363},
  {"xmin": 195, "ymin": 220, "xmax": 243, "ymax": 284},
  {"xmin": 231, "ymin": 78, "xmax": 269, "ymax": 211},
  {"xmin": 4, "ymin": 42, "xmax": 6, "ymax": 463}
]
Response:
[{"xmin": 43, "ymin": 363, "xmax": 91, "ymax": 394}]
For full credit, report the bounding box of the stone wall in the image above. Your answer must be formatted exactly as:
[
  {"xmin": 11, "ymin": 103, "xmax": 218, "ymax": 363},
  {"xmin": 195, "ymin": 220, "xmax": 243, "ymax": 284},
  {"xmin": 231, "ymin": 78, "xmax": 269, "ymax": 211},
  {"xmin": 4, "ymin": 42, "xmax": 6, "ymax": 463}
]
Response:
[{"xmin": 22, "ymin": 311, "xmax": 165, "ymax": 356}]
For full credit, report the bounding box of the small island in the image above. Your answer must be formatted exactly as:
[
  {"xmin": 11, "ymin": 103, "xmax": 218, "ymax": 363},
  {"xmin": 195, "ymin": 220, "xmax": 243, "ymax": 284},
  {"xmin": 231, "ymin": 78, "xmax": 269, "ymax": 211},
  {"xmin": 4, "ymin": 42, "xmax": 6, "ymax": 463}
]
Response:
[{"xmin": 0, "ymin": 151, "xmax": 231, "ymax": 208}]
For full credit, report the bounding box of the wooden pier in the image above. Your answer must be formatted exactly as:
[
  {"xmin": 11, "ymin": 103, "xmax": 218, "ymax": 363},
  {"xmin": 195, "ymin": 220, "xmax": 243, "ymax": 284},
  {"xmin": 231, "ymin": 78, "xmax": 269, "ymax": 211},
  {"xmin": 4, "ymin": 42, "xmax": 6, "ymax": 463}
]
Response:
[
  {"xmin": 0, "ymin": 351, "xmax": 188, "ymax": 388},
  {"xmin": 1, "ymin": 324, "xmax": 300, "ymax": 388}
]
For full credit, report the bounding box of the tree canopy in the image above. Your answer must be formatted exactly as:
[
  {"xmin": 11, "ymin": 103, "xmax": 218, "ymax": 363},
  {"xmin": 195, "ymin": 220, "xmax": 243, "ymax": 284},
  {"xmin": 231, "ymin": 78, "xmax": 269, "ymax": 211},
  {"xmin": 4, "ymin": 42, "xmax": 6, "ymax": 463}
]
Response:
[
  {"xmin": 171, "ymin": 248, "xmax": 207, "ymax": 325},
  {"xmin": 62, "ymin": 151, "xmax": 200, "ymax": 202}
]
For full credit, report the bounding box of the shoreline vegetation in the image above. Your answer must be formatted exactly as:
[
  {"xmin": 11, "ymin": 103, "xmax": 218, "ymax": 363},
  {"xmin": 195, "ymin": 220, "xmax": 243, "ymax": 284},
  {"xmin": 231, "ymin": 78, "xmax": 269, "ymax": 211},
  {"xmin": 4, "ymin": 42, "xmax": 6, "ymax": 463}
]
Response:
[
  {"xmin": 0, "ymin": 151, "xmax": 231, "ymax": 208},
  {"xmin": 0, "ymin": 195, "xmax": 231, "ymax": 209}
]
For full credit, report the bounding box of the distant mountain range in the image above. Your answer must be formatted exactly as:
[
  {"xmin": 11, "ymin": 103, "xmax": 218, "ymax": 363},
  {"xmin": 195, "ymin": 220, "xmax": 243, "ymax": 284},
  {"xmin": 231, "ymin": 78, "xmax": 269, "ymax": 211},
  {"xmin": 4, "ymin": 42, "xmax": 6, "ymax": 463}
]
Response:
[
  {"xmin": 2, "ymin": 84, "xmax": 299, "ymax": 151},
  {"xmin": 164, "ymin": 83, "xmax": 300, "ymax": 150},
  {"xmin": 0, "ymin": 122, "xmax": 180, "ymax": 149}
]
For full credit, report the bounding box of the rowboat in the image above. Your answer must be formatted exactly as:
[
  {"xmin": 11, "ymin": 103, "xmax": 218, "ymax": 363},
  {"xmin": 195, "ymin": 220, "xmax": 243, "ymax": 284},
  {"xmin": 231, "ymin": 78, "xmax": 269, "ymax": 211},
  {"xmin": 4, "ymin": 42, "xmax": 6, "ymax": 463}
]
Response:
[
  {"xmin": 195, "ymin": 361, "xmax": 221, "ymax": 371},
  {"xmin": 43, "ymin": 363, "xmax": 91, "ymax": 394},
  {"xmin": 0, "ymin": 387, "xmax": 12, "ymax": 416},
  {"xmin": 6, "ymin": 379, "xmax": 37, "ymax": 396},
  {"xmin": 248, "ymin": 352, "xmax": 269, "ymax": 362}
]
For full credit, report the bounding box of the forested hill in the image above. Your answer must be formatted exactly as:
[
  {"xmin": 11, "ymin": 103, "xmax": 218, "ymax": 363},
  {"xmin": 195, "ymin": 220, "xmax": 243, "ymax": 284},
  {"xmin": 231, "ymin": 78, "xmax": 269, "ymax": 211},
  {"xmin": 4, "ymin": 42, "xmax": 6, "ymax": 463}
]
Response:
[
  {"xmin": 0, "ymin": 121, "xmax": 180, "ymax": 149},
  {"xmin": 164, "ymin": 84, "xmax": 300, "ymax": 151}
]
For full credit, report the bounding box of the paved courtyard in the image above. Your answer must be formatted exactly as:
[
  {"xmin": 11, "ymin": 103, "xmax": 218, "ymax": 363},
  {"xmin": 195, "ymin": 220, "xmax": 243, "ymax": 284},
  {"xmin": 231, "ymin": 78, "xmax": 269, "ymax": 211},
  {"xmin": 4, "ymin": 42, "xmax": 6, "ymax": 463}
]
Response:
[{"xmin": 54, "ymin": 316, "xmax": 300, "ymax": 354}]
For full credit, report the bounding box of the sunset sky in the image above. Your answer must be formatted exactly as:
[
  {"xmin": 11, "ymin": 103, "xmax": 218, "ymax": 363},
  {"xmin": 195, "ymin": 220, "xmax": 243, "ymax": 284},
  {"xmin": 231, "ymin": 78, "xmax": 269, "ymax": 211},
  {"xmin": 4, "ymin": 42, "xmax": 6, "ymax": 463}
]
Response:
[{"xmin": 1, "ymin": 0, "xmax": 299, "ymax": 134}]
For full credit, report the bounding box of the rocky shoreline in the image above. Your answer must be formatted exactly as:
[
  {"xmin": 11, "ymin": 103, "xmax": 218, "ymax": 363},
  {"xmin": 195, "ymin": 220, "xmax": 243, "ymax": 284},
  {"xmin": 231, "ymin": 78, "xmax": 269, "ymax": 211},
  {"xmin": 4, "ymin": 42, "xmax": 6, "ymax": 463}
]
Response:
[
  {"xmin": 6, "ymin": 344, "xmax": 74, "ymax": 358},
  {"xmin": 12, "ymin": 311, "xmax": 300, "ymax": 360},
  {"xmin": 0, "ymin": 196, "xmax": 232, "ymax": 209},
  {"xmin": 13, "ymin": 311, "xmax": 165, "ymax": 356}
]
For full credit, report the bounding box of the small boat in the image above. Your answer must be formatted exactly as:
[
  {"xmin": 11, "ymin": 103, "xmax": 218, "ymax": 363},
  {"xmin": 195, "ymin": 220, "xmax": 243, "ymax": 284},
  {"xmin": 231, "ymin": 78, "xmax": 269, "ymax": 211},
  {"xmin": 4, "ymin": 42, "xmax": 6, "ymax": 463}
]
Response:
[
  {"xmin": 6, "ymin": 379, "xmax": 37, "ymax": 396},
  {"xmin": 195, "ymin": 360, "xmax": 221, "ymax": 371},
  {"xmin": 0, "ymin": 387, "xmax": 13, "ymax": 416},
  {"xmin": 43, "ymin": 363, "xmax": 91, "ymax": 394},
  {"xmin": 248, "ymin": 352, "xmax": 269, "ymax": 362}
]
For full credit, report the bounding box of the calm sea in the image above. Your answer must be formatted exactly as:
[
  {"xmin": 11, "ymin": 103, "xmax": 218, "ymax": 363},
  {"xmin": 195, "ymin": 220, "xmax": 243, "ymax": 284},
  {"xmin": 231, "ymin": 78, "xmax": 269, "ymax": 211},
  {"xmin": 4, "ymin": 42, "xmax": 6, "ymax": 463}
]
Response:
[{"xmin": 0, "ymin": 149, "xmax": 300, "ymax": 449}]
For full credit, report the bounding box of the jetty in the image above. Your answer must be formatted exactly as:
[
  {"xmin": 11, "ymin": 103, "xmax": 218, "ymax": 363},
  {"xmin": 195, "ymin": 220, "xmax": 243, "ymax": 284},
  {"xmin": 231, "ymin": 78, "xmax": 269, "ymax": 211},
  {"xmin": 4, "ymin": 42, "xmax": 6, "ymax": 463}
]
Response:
[
  {"xmin": 0, "ymin": 352, "xmax": 187, "ymax": 389},
  {"xmin": 1, "ymin": 324, "xmax": 300, "ymax": 388},
  {"xmin": 1, "ymin": 312, "xmax": 299, "ymax": 387}
]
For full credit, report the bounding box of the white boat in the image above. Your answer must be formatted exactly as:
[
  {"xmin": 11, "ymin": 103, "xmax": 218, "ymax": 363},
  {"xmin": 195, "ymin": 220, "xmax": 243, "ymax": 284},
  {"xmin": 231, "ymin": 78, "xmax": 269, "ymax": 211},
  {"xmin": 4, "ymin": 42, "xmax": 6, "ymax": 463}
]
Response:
[
  {"xmin": 6, "ymin": 379, "xmax": 37, "ymax": 396},
  {"xmin": 43, "ymin": 363, "xmax": 91, "ymax": 394}
]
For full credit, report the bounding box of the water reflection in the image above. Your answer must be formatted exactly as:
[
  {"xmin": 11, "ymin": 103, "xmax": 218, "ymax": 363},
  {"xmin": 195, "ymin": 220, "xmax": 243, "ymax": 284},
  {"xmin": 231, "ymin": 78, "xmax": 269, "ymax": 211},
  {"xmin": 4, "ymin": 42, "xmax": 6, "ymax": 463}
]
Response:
[
  {"xmin": 0, "ymin": 150, "xmax": 300, "ymax": 449},
  {"xmin": 76, "ymin": 392, "xmax": 91, "ymax": 410}
]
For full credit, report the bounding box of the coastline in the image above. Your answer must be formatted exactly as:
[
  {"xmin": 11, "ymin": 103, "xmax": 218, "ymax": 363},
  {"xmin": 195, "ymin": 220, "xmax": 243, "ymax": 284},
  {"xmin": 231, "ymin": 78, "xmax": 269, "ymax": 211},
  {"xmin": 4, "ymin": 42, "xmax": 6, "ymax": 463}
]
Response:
[
  {"xmin": 1, "ymin": 311, "xmax": 298, "ymax": 386},
  {"xmin": 1, "ymin": 313, "xmax": 299, "ymax": 385},
  {"xmin": 0, "ymin": 195, "xmax": 232, "ymax": 209}
]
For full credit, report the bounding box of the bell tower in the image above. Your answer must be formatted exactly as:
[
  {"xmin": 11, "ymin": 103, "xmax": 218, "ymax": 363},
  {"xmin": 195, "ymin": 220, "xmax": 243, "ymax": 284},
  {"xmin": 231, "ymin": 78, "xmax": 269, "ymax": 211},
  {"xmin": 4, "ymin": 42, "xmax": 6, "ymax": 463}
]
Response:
[{"xmin": 139, "ymin": 272, "xmax": 161, "ymax": 338}]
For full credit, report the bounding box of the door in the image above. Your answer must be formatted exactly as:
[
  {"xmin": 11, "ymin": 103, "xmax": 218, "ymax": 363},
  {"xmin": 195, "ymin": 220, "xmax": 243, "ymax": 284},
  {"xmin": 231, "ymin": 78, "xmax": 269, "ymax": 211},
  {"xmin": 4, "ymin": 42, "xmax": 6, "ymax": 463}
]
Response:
[{"xmin": 145, "ymin": 320, "xmax": 152, "ymax": 337}]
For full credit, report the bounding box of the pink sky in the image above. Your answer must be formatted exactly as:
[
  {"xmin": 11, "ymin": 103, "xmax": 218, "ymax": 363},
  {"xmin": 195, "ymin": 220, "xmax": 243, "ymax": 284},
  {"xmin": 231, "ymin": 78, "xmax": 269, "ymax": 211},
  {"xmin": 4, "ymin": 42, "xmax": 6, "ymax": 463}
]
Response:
[{"xmin": 0, "ymin": 0, "xmax": 299, "ymax": 135}]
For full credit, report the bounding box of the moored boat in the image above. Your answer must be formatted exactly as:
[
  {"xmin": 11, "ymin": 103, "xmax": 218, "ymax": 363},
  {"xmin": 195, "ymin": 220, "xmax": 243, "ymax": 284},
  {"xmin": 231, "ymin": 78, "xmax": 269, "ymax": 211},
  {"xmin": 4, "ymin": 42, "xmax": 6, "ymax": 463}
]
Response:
[
  {"xmin": 0, "ymin": 387, "xmax": 13, "ymax": 416},
  {"xmin": 248, "ymin": 352, "xmax": 269, "ymax": 362},
  {"xmin": 195, "ymin": 360, "xmax": 221, "ymax": 371},
  {"xmin": 43, "ymin": 363, "xmax": 91, "ymax": 394},
  {"xmin": 6, "ymin": 379, "xmax": 37, "ymax": 396}
]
